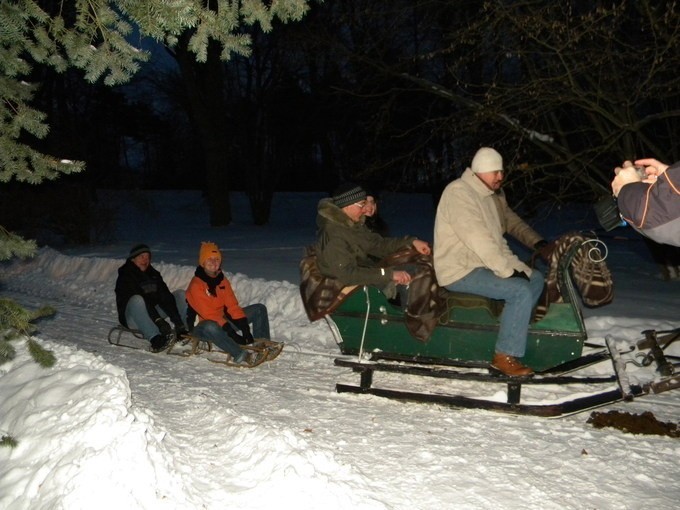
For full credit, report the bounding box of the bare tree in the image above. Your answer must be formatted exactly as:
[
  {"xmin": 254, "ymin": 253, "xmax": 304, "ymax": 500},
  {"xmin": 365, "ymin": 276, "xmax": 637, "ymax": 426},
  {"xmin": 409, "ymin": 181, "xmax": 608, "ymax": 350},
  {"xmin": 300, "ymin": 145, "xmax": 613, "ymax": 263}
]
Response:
[
  {"xmin": 311, "ymin": 1, "xmax": 679, "ymax": 205},
  {"xmin": 400, "ymin": 0, "xmax": 680, "ymax": 203}
]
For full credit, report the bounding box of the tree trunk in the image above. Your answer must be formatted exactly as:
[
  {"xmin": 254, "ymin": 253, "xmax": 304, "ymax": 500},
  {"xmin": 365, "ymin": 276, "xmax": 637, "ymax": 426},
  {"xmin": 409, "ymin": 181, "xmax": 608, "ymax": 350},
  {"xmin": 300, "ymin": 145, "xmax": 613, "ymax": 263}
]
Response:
[{"xmin": 173, "ymin": 35, "xmax": 232, "ymax": 226}]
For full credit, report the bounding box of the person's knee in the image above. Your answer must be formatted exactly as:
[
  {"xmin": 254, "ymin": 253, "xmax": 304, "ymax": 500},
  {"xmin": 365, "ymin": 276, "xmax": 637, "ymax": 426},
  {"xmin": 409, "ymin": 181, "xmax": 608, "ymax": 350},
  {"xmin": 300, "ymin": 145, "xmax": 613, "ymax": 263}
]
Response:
[
  {"xmin": 251, "ymin": 303, "xmax": 266, "ymax": 312},
  {"xmin": 125, "ymin": 295, "xmax": 147, "ymax": 318},
  {"xmin": 249, "ymin": 303, "xmax": 268, "ymax": 319},
  {"xmin": 195, "ymin": 320, "xmax": 220, "ymax": 336},
  {"xmin": 127, "ymin": 294, "xmax": 145, "ymax": 307},
  {"xmin": 530, "ymin": 271, "xmax": 545, "ymax": 286},
  {"xmin": 505, "ymin": 281, "xmax": 535, "ymax": 305},
  {"xmin": 206, "ymin": 321, "xmax": 222, "ymax": 334}
]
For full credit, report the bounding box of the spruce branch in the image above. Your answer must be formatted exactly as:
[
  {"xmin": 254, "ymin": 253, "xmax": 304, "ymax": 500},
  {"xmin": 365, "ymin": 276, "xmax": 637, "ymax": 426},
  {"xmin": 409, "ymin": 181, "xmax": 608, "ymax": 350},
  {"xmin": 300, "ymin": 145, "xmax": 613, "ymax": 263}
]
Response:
[
  {"xmin": 0, "ymin": 298, "xmax": 56, "ymax": 367},
  {"xmin": 0, "ymin": 339, "xmax": 17, "ymax": 365},
  {"xmin": 0, "ymin": 434, "xmax": 18, "ymax": 449},
  {"xmin": 0, "ymin": 226, "xmax": 37, "ymax": 261},
  {"xmin": 27, "ymin": 338, "xmax": 56, "ymax": 368}
]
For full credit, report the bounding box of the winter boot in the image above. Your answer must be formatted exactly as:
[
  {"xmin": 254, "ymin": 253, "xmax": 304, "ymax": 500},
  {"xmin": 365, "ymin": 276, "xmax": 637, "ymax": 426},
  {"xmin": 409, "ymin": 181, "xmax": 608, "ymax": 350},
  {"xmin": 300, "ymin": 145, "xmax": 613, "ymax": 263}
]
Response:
[
  {"xmin": 491, "ymin": 353, "xmax": 534, "ymax": 377},
  {"xmin": 150, "ymin": 334, "xmax": 171, "ymax": 353},
  {"xmin": 234, "ymin": 349, "xmax": 248, "ymax": 364}
]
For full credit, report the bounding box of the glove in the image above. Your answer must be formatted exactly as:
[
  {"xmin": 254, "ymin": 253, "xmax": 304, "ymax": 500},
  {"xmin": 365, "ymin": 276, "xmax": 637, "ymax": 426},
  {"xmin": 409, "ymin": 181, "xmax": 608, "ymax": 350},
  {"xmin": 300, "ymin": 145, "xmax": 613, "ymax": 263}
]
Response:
[
  {"xmin": 233, "ymin": 317, "xmax": 255, "ymax": 345},
  {"xmin": 221, "ymin": 321, "xmax": 253, "ymax": 345},
  {"xmin": 510, "ymin": 269, "xmax": 529, "ymax": 281},
  {"xmin": 154, "ymin": 318, "xmax": 173, "ymax": 337},
  {"xmin": 533, "ymin": 240, "xmax": 555, "ymax": 263}
]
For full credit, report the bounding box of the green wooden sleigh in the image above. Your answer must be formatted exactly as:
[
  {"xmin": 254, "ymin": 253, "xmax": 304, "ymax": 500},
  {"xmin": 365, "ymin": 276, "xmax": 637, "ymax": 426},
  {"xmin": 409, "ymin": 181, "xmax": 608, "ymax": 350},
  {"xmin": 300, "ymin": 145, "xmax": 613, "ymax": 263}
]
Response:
[{"xmin": 302, "ymin": 238, "xmax": 680, "ymax": 417}]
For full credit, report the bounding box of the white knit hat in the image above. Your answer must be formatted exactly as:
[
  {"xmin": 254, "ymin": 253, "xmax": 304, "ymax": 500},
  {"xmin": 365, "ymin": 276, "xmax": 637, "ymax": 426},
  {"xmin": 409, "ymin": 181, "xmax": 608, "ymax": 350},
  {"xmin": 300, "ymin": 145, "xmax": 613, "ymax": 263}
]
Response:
[{"xmin": 471, "ymin": 147, "xmax": 503, "ymax": 174}]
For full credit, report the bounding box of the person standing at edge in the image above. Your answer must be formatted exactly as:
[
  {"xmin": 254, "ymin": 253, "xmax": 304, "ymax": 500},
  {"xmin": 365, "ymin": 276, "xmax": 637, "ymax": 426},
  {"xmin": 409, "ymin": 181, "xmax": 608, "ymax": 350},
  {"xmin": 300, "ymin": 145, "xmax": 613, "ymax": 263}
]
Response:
[{"xmin": 433, "ymin": 148, "xmax": 551, "ymax": 376}]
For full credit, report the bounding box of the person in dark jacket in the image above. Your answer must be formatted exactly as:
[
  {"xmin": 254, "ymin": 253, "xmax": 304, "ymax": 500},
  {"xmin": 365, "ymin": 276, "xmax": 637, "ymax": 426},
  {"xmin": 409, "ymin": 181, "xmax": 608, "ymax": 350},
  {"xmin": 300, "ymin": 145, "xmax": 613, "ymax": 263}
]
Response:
[
  {"xmin": 363, "ymin": 190, "xmax": 390, "ymax": 237},
  {"xmin": 115, "ymin": 244, "xmax": 188, "ymax": 352},
  {"xmin": 612, "ymin": 158, "xmax": 680, "ymax": 247},
  {"xmin": 315, "ymin": 183, "xmax": 431, "ymax": 299}
]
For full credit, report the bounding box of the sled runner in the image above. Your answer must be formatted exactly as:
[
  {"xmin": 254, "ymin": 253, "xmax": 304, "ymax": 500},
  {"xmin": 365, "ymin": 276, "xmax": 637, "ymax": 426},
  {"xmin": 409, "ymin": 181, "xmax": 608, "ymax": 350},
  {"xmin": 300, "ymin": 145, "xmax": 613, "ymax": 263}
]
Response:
[
  {"xmin": 172, "ymin": 336, "xmax": 284, "ymax": 368},
  {"xmin": 107, "ymin": 325, "xmax": 283, "ymax": 368},
  {"xmin": 301, "ymin": 234, "xmax": 680, "ymax": 417},
  {"xmin": 333, "ymin": 328, "xmax": 680, "ymax": 417},
  {"xmin": 107, "ymin": 325, "xmax": 149, "ymax": 349}
]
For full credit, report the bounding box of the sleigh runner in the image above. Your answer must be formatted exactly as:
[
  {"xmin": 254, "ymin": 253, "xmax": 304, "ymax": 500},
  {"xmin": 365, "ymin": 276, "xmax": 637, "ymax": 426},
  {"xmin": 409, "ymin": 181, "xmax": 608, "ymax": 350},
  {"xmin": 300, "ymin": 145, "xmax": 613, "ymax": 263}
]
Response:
[
  {"xmin": 331, "ymin": 327, "xmax": 680, "ymax": 417},
  {"xmin": 301, "ymin": 233, "xmax": 680, "ymax": 417},
  {"xmin": 107, "ymin": 325, "xmax": 283, "ymax": 368}
]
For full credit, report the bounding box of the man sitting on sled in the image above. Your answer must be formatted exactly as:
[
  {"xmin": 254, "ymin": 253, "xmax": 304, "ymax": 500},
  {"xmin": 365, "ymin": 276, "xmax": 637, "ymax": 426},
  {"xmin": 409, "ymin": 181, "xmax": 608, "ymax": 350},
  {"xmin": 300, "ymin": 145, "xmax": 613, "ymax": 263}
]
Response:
[
  {"xmin": 315, "ymin": 183, "xmax": 431, "ymax": 302},
  {"xmin": 434, "ymin": 148, "xmax": 553, "ymax": 377},
  {"xmin": 184, "ymin": 242, "xmax": 270, "ymax": 365},
  {"xmin": 115, "ymin": 244, "xmax": 188, "ymax": 352}
]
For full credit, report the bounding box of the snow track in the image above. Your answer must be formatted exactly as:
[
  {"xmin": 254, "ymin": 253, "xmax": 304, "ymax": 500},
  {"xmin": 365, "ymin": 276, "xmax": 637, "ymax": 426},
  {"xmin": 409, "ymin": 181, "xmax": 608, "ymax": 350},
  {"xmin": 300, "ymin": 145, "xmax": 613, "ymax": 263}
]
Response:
[{"xmin": 2, "ymin": 240, "xmax": 680, "ymax": 509}]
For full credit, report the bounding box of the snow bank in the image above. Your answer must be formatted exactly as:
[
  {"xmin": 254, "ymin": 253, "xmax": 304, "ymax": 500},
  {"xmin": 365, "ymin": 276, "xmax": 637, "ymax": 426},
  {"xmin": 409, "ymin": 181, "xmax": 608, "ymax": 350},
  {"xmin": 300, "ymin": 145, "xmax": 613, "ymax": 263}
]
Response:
[{"xmin": 0, "ymin": 340, "xmax": 186, "ymax": 510}]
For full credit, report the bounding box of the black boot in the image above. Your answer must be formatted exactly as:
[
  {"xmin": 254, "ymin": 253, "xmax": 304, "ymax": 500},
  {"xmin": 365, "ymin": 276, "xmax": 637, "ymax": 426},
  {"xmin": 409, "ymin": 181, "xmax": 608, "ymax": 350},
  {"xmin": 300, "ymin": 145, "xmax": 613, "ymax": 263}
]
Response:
[{"xmin": 150, "ymin": 334, "xmax": 171, "ymax": 353}]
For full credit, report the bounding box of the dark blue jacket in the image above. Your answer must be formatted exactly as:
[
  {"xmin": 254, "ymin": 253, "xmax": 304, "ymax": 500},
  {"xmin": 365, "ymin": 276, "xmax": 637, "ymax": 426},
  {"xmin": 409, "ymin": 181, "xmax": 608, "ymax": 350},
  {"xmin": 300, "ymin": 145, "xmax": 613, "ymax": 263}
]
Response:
[{"xmin": 617, "ymin": 161, "xmax": 680, "ymax": 247}]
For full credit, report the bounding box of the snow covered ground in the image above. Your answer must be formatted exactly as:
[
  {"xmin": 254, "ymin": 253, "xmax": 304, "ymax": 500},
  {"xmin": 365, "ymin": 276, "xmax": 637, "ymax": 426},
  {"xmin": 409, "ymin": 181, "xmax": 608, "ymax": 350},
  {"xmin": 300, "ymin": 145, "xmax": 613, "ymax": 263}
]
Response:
[{"xmin": 1, "ymin": 190, "xmax": 679, "ymax": 510}]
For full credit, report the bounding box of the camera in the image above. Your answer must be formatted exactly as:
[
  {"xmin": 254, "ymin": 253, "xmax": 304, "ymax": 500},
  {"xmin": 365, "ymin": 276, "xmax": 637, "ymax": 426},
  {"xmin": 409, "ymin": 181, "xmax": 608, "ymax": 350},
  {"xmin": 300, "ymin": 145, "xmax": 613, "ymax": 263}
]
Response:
[
  {"xmin": 594, "ymin": 164, "xmax": 650, "ymax": 231},
  {"xmin": 594, "ymin": 194, "xmax": 625, "ymax": 231}
]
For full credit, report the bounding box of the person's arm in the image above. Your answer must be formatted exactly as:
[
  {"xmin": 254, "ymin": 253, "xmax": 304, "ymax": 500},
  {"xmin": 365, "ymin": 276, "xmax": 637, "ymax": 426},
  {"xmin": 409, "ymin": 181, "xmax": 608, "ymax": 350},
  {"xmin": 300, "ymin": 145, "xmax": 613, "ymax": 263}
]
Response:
[
  {"xmin": 616, "ymin": 161, "xmax": 680, "ymax": 247},
  {"xmin": 219, "ymin": 278, "xmax": 246, "ymax": 321},
  {"xmin": 156, "ymin": 275, "xmax": 183, "ymax": 325},
  {"xmin": 495, "ymin": 193, "xmax": 543, "ymax": 249},
  {"xmin": 318, "ymin": 233, "xmax": 397, "ymax": 286}
]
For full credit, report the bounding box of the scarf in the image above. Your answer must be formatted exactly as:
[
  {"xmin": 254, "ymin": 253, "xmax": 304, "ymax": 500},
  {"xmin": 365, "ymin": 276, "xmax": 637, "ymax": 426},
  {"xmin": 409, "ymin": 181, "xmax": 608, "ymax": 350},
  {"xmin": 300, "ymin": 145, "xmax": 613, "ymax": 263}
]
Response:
[{"xmin": 195, "ymin": 266, "xmax": 224, "ymax": 296}]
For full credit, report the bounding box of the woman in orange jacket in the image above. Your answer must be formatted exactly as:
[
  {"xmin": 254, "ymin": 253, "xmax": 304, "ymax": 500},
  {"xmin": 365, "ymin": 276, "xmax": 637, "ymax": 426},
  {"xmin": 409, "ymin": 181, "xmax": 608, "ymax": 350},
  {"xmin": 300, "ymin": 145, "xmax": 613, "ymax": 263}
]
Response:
[{"xmin": 185, "ymin": 242, "xmax": 270, "ymax": 363}]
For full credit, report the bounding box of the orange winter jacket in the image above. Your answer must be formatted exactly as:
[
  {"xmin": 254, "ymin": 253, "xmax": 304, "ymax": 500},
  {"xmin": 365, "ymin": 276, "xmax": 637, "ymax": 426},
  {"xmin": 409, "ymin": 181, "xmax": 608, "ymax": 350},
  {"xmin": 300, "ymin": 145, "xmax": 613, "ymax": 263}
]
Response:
[{"xmin": 185, "ymin": 272, "xmax": 246, "ymax": 327}]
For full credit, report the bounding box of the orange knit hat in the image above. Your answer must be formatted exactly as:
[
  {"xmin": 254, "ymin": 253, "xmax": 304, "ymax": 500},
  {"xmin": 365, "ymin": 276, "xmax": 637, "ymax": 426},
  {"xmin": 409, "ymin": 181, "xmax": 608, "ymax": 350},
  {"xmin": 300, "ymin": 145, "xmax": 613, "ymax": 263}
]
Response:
[{"xmin": 199, "ymin": 241, "xmax": 222, "ymax": 266}]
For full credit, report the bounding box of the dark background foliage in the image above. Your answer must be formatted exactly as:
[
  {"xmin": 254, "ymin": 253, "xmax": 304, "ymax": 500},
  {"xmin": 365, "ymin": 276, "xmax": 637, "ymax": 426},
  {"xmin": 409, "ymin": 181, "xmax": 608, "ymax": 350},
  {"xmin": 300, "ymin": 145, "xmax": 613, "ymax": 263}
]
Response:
[{"xmin": 2, "ymin": 0, "xmax": 678, "ymax": 238}]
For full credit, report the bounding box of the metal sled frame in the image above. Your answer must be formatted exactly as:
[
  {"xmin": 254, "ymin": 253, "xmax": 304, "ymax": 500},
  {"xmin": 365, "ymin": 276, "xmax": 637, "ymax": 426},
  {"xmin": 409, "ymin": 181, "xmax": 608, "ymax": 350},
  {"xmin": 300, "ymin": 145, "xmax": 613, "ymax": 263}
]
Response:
[
  {"xmin": 107, "ymin": 325, "xmax": 211, "ymax": 355},
  {"xmin": 334, "ymin": 328, "xmax": 680, "ymax": 418},
  {"xmin": 107, "ymin": 325, "xmax": 148, "ymax": 348}
]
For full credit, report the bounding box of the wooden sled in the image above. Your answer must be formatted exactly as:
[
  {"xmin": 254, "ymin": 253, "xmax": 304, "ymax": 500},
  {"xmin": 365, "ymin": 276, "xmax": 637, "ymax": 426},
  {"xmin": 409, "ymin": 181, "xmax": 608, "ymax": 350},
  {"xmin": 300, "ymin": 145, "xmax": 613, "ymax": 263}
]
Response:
[
  {"xmin": 107, "ymin": 326, "xmax": 283, "ymax": 368},
  {"xmin": 182, "ymin": 336, "xmax": 284, "ymax": 368}
]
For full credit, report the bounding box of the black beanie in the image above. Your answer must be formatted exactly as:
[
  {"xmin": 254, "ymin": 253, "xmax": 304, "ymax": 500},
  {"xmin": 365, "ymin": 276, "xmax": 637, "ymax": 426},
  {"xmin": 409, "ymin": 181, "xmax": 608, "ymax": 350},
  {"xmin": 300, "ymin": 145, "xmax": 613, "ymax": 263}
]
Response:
[
  {"xmin": 332, "ymin": 183, "xmax": 367, "ymax": 208},
  {"xmin": 128, "ymin": 243, "xmax": 151, "ymax": 259}
]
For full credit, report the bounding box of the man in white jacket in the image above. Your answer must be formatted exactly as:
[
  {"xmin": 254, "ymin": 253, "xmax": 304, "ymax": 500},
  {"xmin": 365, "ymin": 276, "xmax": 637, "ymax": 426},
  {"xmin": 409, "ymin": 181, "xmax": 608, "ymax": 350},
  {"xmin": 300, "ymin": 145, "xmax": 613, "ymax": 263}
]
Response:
[{"xmin": 433, "ymin": 148, "xmax": 548, "ymax": 376}]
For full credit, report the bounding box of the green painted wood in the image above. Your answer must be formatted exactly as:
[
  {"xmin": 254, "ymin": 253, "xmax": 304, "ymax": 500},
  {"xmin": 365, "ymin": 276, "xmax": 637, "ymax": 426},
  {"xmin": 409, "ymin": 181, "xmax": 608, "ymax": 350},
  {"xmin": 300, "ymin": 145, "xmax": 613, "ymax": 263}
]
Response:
[{"xmin": 332, "ymin": 287, "xmax": 586, "ymax": 372}]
